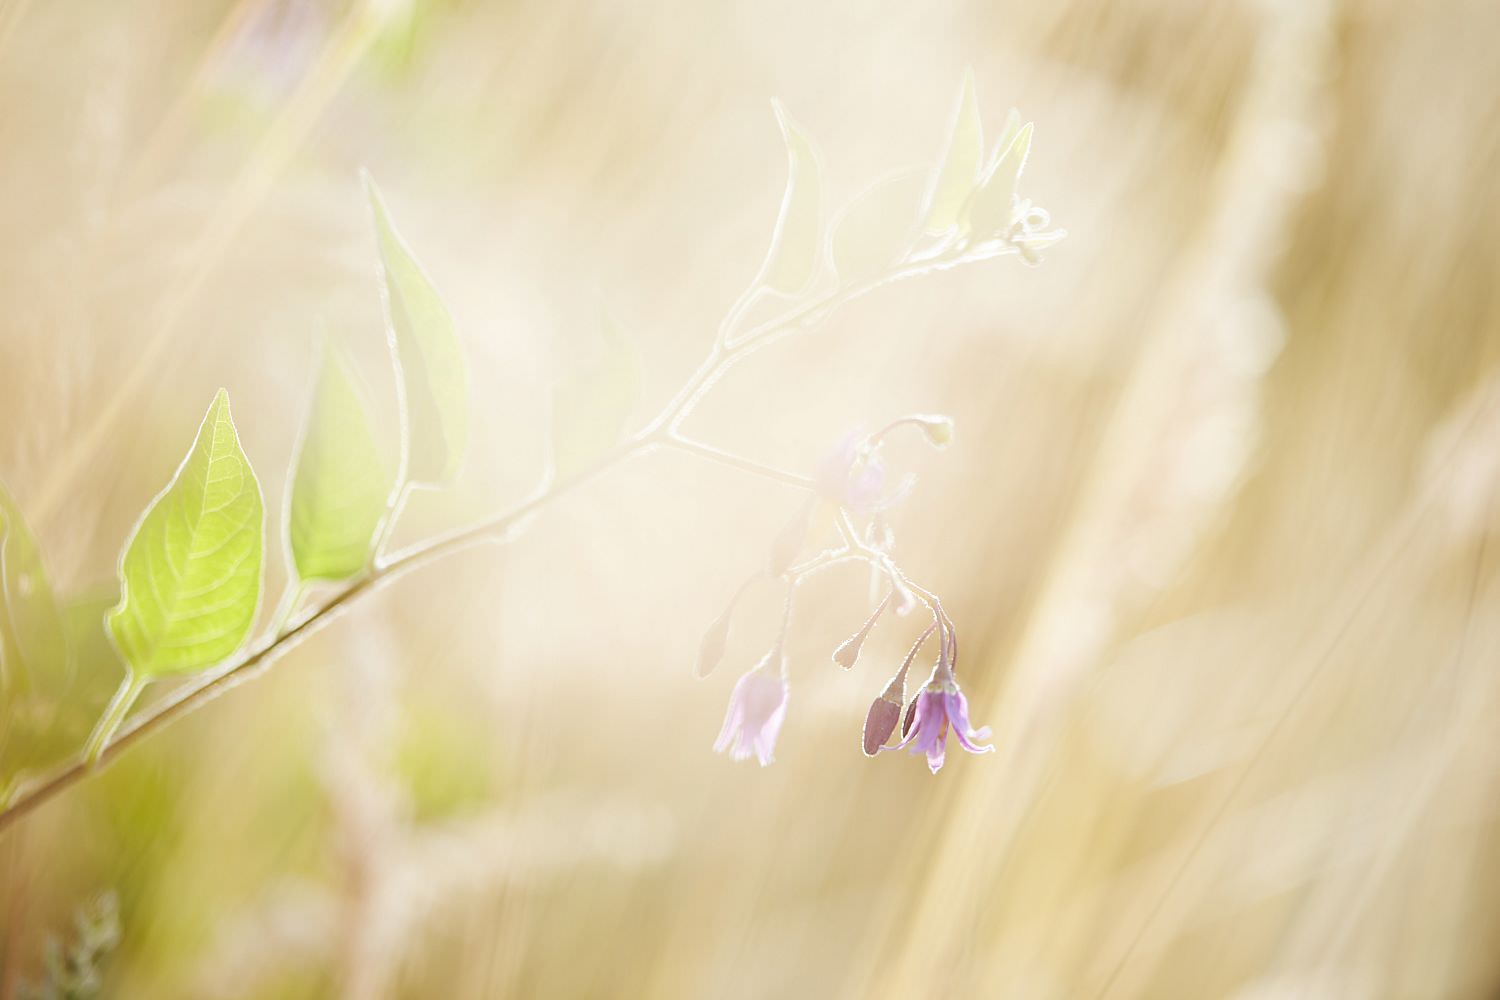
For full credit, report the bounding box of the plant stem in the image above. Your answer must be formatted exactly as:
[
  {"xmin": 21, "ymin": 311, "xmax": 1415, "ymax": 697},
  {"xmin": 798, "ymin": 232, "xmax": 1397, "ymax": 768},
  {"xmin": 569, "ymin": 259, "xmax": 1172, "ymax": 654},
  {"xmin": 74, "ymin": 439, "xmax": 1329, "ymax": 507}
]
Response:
[
  {"xmin": 0, "ymin": 236, "xmax": 1027, "ymax": 835},
  {"xmin": 82, "ymin": 674, "xmax": 148, "ymax": 766},
  {"xmin": 660, "ymin": 434, "xmax": 818, "ymax": 490},
  {"xmin": 268, "ymin": 581, "xmax": 309, "ymax": 639},
  {"xmin": 371, "ymin": 480, "xmax": 412, "ymax": 567}
]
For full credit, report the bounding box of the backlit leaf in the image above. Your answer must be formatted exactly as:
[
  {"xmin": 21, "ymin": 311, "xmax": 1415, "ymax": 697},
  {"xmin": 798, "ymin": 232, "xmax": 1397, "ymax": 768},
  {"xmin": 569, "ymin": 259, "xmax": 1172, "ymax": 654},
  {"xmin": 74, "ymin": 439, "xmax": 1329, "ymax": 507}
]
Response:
[
  {"xmin": 923, "ymin": 68, "xmax": 984, "ymax": 235},
  {"xmin": 963, "ymin": 119, "xmax": 1033, "ymax": 240},
  {"xmin": 289, "ymin": 347, "xmax": 393, "ymax": 582},
  {"xmin": 108, "ymin": 390, "xmax": 264, "ymax": 678},
  {"xmin": 758, "ymin": 100, "xmax": 823, "ymax": 295},
  {"xmin": 0, "ymin": 482, "xmax": 70, "ymax": 793},
  {"xmin": 365, "ymin": 172, "xmax": 469, "ymax": 487},
  {"xmin": 0, "ymin": 480, "xmax": 67, "ymax": 701}
]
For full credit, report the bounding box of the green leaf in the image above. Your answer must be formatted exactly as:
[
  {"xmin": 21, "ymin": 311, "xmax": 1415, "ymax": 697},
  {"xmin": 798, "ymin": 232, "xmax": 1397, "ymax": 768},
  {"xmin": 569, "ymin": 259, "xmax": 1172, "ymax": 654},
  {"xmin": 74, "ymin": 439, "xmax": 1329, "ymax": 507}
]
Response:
[
  {"xmin": 758, "ymin": 100, "xmax": 823, "ymax": 295},
  {"xmin": 1, "ymin": 481, "xmax": 71, "ymax": 794},
  {"xmin": 550, "ymin": 310, "xmax": 641, "ymax": 481},
  {"xmin": 830, "ymin": 167, "xmax": 929, "ymax": 284},
  {"xmin": 108, "ymin": 390, "xmax": 264, "ymax": 679},
  {"xmin": 288, "ymin": 348, "xmax": 393, "ymax": 582},
  {"xmin": 364, "ymin": 172, "xmax": 469, "ymax": 488},
  {"xmin": 923, "ymin": 68, "xmax": 985, "ymax": 235},
  {"xmin": 963, "ymin": 118, "xmax": 1032, "ymax": 241},
  {"xmin": 0, "ymin": 480, "xmax": 68, "ymax": 702},
  {"xmin": 992, "ymin": 108, "xmax": 1023, "ymax": 168}
]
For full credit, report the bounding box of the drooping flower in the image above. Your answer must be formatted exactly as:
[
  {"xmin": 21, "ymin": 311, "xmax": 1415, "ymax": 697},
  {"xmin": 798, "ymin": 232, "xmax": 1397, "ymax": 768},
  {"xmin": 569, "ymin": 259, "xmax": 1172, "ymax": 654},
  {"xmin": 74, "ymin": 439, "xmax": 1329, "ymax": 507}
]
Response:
[
  {"xmin": 862, "ymin": 621, "xmax": 936, "ymax": 756},
  {"xmin": 816, "ymin": 431, "xmax": 887, "ymax": 514},
  {"xmin": 714, "ymin": 660, "xmax": 790, "ymax": 766},
  {"xmin": 890, "ymin": 677, "xmax": 993, "ymax": 774}
]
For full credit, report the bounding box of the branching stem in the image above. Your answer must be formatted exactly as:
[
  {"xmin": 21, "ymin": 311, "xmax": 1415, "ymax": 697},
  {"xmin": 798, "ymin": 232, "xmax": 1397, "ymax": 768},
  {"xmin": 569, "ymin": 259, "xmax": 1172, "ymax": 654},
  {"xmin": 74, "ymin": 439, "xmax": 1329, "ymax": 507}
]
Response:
[{"xmin": 0, "ymin": 233, "xmax": 1029, "ymax": 835}]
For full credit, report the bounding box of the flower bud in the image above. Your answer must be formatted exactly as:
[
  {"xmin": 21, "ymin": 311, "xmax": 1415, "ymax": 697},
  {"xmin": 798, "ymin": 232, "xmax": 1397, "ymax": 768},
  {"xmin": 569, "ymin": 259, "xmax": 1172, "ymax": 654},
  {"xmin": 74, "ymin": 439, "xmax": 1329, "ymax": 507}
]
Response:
[
  {"xmin": 902, "ymin": 695, "xmax": 923, "ymax": 737},
  {"xmin": 695, "ymin": 577, "xmax": 755, "ymax": 677},
  {"xmin": 831, "ymin": 593, "xmax": 891, "ymax": 670},
  {"xmin": 695, "ymin": 608, "xmax": 733, "ymax": 678},
  {"xmin": 833, "ymin": 632, "xmax": 864, "ymax": 670},
  {"xmin": 911, "ymin": 414, "xmax": 955, "ymax": 448},
  {"xmin": 863, "ymin": 696, "xmax": 902, "ymax": 756}
]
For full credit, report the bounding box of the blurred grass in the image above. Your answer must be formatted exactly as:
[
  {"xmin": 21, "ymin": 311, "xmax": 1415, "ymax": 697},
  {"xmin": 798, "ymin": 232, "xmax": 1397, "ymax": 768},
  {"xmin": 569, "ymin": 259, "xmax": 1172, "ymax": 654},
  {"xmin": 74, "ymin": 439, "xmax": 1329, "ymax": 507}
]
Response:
[{"xmin": 2, "ymin": 0, "xmax": 1500, "ymax": 997}]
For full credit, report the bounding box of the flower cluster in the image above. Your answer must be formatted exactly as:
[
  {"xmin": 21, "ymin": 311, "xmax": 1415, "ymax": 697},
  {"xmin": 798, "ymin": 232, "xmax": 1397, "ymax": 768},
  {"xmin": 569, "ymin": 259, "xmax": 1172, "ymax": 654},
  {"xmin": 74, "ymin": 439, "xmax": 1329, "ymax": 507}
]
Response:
[{"xmin": 697, "ymin": 421, "xmax": 992, "ymax": 774}]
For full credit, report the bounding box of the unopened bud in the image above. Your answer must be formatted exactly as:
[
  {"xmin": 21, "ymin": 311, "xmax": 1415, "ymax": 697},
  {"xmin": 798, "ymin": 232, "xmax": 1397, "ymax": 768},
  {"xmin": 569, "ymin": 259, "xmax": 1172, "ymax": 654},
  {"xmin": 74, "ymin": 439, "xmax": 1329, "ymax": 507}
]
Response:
[
  {"xmin": 863, "ymin": 697, "xmax": 902, "ymax": 756},
  {"xmin": 832, "ymin": 593, "xmax": 892, "ymax": 670},
  {"xmin": 901, "ymin": 697, "xmax": 920, "ymax": 737},
  {"xmin": 695, "ymin": 609, "xmax": 733, "ymax": 678},
  {"xmin": 911, "ymin": 414, "xmax": 954, "ymax": 448},
  {"xmin": 695, "ymin": 578, "xmax": 754, "ymax": 677}
]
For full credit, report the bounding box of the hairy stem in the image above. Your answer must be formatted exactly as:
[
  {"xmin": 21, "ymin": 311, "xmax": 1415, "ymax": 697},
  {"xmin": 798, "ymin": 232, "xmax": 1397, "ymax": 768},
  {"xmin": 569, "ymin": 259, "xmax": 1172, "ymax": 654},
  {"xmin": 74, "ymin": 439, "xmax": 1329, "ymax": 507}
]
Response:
[
  {"xmin": 370, "ymin": 480, "xmax": 412, "ymax": 568},
  {"xmin": 0, "ymin": 235, "xmax": 1027, "ymax": 835},
  {"xmin": 660, "ymin": 434, "xmax": 818, "ymax": 490},
  {"xmin": 81, "ymin": 673, "xmax": 148, "ymax": 766},
  {"xmin": 268, "ymin": 580, "xmax": 310, "ymax": 639}
]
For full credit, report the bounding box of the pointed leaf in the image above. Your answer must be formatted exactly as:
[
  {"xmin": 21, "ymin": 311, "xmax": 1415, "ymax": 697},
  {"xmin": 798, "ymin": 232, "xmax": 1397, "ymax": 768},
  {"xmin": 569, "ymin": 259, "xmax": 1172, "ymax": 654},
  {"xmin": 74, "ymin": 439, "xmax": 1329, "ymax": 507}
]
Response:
[
  {"xmin": 1, "ymin": 483, "xmax": 71, "ymax": 792},
  {"xmin": 289, "ymin": 348, "xmax": 393, "ymax": 582},
  {"xmin": 365, "ymin": 172, "xmax": 469, "ymax": 487},
  {"xmin": 2, "ymin": 590, "xmax": 123, "ymax": 790},
  {"xmin": 830, "ymin": 167, "xmax": 929, "ymax": 284},
  {"xmin": 109, "ymin": 390, "xmax": 264, "ymax": 678},
  {"xmin": 757, "ymin": 101, "xmax": 823, "ymax": 295},
  {"xmin": 0, "ymin": 480, "xmax": 67, "ymax": 701},
  {"xmin": 923, "ymin": 68, "xmax": 984, "ymax": 235},
  {"xmin": 991, "ymin": 109, "xmax": 1024, "ymax": 173},
  {"xmin": 964, "ymin": 119, "xmax": 1033, "ymax": 240},
  {"xmin": 550, "ymin": 310, "xmax": 641, "ymax": 481}
]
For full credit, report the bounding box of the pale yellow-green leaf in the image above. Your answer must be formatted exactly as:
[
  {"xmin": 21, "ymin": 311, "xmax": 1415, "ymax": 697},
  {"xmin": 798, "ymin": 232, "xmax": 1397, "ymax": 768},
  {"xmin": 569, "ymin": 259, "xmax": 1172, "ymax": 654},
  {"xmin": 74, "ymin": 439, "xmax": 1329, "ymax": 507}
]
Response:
[
  {"xmin": 0, "ymin": 480, "xmax": 67, "ymax": 700},
  {"xmin": 963, "ymin": 119, "xmax": 1033, "ymax": 240},
  {"xmin": 923, "ymin": 68, "xmax": 985, "ymax": 235},
  {"xmin": 365, "ymin": 172, "xmax": 469, "ymax": 487},
  {"xmin": 289, "ymin": 349, "xmax": 393, "ymax": 582},
  {"xmin": 1, "ymin": 481, "xmax": 71, "ymax": 792},
  {"xmin": 991, "ymin": 108, "xmax": 1023, "ymax": 172},
  {"xmin": 830, "ymin": 168, "xmax": 929, "ymax": 284},
  {"xmin": 759, "ymin": 100, "xmax": 823, "ymax": 295},
  {"xmin": 551, "ymin": 311, "xmax": 642, "ymax": 481},
  {"xmin": 108, "ymin": 390, "xmax": 264, "ymax": 678}
]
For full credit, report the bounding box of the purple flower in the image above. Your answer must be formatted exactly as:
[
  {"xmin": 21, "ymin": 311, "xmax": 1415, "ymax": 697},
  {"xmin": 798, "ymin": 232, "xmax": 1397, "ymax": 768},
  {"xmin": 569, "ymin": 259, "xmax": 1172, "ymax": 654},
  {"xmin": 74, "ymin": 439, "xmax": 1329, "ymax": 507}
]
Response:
[
  {"xmin": 714, "ymin": 663, "xmax": 789, "ymax": 766},
  {"xmin": 816, "ymin": 432, "xmax": 887, "ymax": 514},
  {"xmin": 890, "ymin": 680, "xmax": 993, "ymax": 774}
]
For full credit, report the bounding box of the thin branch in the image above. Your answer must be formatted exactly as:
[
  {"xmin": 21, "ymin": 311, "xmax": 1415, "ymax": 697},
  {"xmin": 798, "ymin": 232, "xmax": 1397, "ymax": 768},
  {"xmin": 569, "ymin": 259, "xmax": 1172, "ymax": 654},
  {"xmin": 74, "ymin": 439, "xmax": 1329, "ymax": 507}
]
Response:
[
  {"xmin": 659, "ymin": 435, "xmax": 818, "ymax": 490},
  {"xmin": 0, "ymin": 231, "xmax": 1031, "ymax": 835}
]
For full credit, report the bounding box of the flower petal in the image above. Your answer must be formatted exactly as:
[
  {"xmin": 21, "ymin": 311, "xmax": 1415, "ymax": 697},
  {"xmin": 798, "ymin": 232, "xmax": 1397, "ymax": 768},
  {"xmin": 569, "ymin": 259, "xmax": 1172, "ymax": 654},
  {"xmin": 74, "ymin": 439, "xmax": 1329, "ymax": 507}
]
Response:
[
  {"xmin": 714, "ymin": 695, "xmax": 747, "ymax": 755},
  {"xmin": 892, "ymin": 691, "xmax": 936, "ymax": 751},
  {"xmin": 951, "ymin": 726, "xmax": 995, "ymax": 754},
  {"xmin": 925, "ymin": 735, "xmax": 947, "ymax": 774},
  {"xmin": 944, "ymin": 691, "xmax": 995, "ymax": 753}
]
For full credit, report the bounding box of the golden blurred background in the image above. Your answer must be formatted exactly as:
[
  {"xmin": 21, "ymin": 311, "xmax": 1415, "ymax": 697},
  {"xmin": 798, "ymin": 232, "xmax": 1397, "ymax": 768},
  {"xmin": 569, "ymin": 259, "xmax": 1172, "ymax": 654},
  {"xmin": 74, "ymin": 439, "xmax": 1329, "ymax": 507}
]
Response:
[{"xmin": 3, "ymin": 0, "xmax": 1500, "ymax": 996}]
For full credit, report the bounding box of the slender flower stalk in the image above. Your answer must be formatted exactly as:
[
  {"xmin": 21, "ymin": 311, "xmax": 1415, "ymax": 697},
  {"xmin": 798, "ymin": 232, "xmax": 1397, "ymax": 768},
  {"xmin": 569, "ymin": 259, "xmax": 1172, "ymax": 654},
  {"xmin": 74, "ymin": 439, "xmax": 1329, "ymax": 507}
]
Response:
[
  {"xmin": 888, "ymin": 653, "xmax": 994, "ymax": 774},
  {"xmin": 0, "ymin": 90, "xmax": 1059, "ymax": 829},
  {"xmin": 833, "ymin": 591, "xmax": 893, "ymax": 669},
  {"xmin": 863, "ymin": 621, "xmax": 936, "ymax": 756}
]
